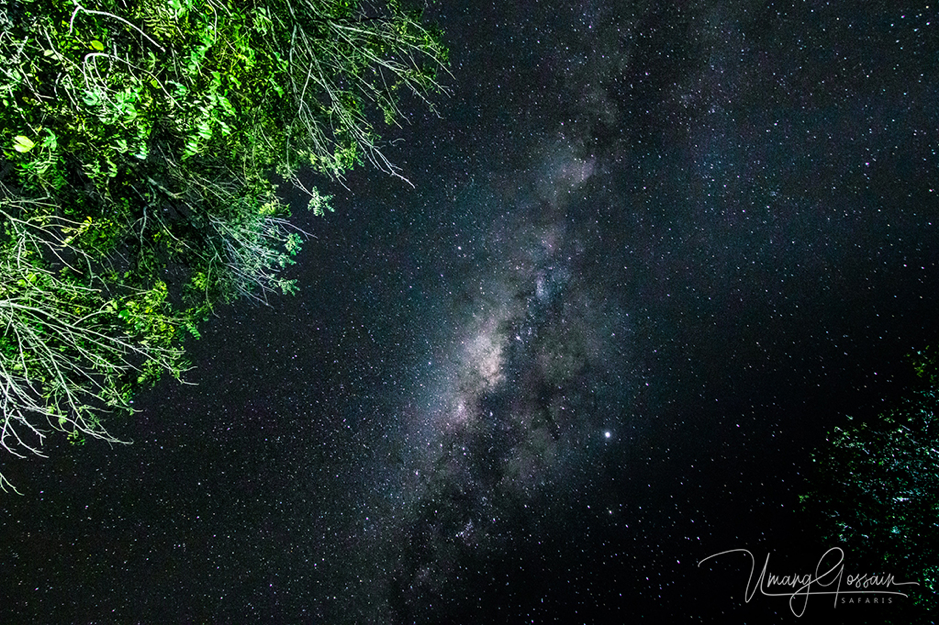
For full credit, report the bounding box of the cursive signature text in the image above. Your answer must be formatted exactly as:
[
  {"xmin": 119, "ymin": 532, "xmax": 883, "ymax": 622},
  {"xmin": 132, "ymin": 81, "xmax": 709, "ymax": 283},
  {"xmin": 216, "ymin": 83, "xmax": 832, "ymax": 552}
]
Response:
[{"xmin": 697, "ymin": 547, "xmax": 919, "ymax": 617}]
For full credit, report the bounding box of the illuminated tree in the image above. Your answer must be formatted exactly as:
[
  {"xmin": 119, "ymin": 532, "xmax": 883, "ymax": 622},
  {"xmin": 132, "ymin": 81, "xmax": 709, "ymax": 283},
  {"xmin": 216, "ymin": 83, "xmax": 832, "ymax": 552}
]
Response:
[{"xmin": 0, "ymin": 0, "xmax": 448, "ymax": 489}]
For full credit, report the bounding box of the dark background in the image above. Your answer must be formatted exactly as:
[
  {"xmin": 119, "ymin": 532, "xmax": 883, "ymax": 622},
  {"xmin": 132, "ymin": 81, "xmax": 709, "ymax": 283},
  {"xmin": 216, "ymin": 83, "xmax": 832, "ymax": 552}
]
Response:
[{"xmin": 2, "ymin": 1, "xmax": 937, "ymax": 623}]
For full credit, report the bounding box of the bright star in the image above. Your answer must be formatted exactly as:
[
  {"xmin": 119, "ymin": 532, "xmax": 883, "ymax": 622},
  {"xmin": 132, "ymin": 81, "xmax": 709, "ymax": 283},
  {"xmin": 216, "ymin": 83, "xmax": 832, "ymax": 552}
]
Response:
[{"xmin": 604, "ymin": 431, "xmax": 611, "ymax": 439}]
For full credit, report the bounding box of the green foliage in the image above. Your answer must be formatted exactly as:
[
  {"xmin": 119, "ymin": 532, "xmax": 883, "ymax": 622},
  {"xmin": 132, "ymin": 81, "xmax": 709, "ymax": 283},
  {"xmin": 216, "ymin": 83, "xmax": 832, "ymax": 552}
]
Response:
[
  {"xmin": 802, "ymin": 349, "xmax": 939, "ymax": 619},
  {"xmin": 0, "ymin": 0, "xmax": 448, "ymax": 490},
  {"xmin": 0, "ymin": 207, "xmax": 191, "ymax": 491}
]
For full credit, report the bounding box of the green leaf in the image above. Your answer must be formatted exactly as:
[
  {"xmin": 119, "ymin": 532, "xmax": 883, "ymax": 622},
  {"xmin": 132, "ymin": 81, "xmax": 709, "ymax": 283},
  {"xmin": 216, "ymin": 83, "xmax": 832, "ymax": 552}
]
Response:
[
  {"xmin": 12, "ymin": 135, "xmax": 35, "ymax": 153},
  {"xmin": 40, "ymin": 129, "xmax": 58, "ymax": 150},
  {"xmin": 82, "ymin": 90, "xmax": 101, "ymax": 106},
  {"xmin": 90, "ymin": 40, "xmax": 105, "ymax": 51}
]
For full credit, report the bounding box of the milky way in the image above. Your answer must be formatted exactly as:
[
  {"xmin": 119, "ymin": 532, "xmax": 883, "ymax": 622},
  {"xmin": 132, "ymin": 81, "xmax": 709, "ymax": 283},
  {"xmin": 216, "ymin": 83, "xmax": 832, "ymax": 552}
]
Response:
[{"xmin": 333, "ymin": 144, "xmax": 640, "ymax": 622}]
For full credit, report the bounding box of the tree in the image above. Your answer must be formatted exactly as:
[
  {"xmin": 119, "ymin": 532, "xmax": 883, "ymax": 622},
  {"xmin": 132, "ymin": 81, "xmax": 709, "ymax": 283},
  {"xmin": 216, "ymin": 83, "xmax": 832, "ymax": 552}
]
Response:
[
  {"xmin": 0, "ymin": 0, "xmax": 448, "ymax": 490},
  {"xmin": 801, "ymin": 348, "xmax": 939, "ymax": 619}
]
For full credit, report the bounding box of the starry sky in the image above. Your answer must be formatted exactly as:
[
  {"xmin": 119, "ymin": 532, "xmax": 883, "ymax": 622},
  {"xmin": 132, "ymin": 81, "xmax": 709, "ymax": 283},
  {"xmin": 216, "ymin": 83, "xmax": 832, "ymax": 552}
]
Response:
[{"xmin": 2, "ymin": 1, "xmax": 937, "ymax": 623}]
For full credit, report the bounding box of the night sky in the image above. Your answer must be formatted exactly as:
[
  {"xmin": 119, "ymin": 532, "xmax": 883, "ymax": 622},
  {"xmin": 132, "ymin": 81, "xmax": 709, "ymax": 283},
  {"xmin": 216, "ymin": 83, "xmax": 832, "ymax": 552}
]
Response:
[{"xmin": 2, "ymin": 1, "xmax": 937, "ymax": 623}]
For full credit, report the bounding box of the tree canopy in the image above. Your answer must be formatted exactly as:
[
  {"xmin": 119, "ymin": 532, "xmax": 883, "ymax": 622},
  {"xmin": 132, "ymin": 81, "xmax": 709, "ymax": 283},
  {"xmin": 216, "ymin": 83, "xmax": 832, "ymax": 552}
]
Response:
[
  {"xmin": 801, "ymin": 347, "xmax": 939, "ymax": 620},
  {"xmin": 0, "ymin": 0, "xmax": 448, "ymax": 490}
]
